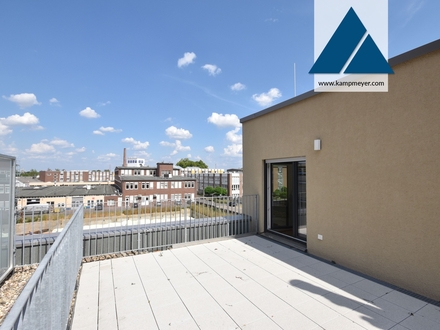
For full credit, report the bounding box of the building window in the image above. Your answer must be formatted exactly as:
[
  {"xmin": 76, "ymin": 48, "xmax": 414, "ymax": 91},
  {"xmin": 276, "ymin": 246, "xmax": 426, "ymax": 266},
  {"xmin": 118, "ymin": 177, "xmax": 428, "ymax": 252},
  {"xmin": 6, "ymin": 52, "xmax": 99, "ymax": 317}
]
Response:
[
  {"xmin": 142, "ymin": 182, "xmax": 151, "ymax": 189},
  {"xmin": 125, "ymin": 182, "xmax": 138, "ymax": 190},
  {"xmin": 185, "ymin": 181, "xmax": 194, "ymax": 188},
  {"xmin": 160, "ymin": 182, "xmax": 168, "ymax": 189}
]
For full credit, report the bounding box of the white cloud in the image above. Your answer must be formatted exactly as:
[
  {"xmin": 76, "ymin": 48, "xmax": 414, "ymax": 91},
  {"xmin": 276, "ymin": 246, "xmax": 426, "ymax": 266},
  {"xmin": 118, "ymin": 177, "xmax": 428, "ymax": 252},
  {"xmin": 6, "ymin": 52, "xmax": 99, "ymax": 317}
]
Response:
[
  {"xmin": 178, "ymin": 52, "xmax": 197, "ymax": 68},
  {"xmin": 0, "ymin": 141, "xmax": 17, "ymax": 154},
  {"xmin": 122, "ymin": 137, "xmax": 150, "ymax": 150},
  {"xmin": 202, "ymin": 64, "xmax": 221, "ymax": 76},
  {"xmin": 231, "ymin": 83, "xmax": 246, "ymax": 91},
  {"xmin": 160, "ymin": 141, "xmax": 174, "ymax": 147},
  {"xmin": 26, "ymin": 142, "xmax": 56, "ymax": 154},
  {"xmin": 98, "ymin": 101, "xmax": 111, "ymax": 106},
  {"xmin": 0, "ymin": 123, "xmax": 12, "ymax": 136},
  {"xmin": 207, "ymin": 113, "xmax": 240, "ymax": 128},
  {"xmin": 135, "ymin": 151, "xmax": 151, "ymax": 158},
  {"xmin": 31, "ymin": 125, "xmax": 44, "ymax": 131},
  {"xmin": 50, "ymin": 138, "xmax": 74, "ymax": 148},
  {"xmin": 99, "ymin": 126, "xmax": 122, "ymax": 133},
  {"xmin": 204, "ymin": 146, "xmax": 215, "ymax": 153},
  {"xmin": 1, "ymin": 112, "xmax": 39, "ymax": 126},
  {"xmin": 252, "ymin": 88, "xmax": 282, "ymax": 106},
  {"xmin": 160, "ymin": 140, "xmax": 190, "ymax": 156},
  {"xmin": 165, "ymin": 126, "xmax": 192, "ymax": 139},
  {"xmin": 49, "ymin": 98, "xmax": 60, "ymax": 106},
  {"xmin": 226, "ymin": 127, "xmax": 242, "ymax": 144},
  {"xmin": 94, "ymin": 126, "xmax": 122, "ymax": 135},
  {"xmin": 223, "ymin": 144, "xmax": 242, "ymax": 157},
  {"xmin": 76, "ymin": 147, "xmax": 86, "ymax": 153},
  {"xmin": 3, "ymin": 93, "xmax": 41, "ymax": 108},
  {"xmin": 171, "ymin": 140, "xmax": 190, "ymax": 155},
  {"xmin": 97, "ymin": 153, "xmax": 118, "ymax": 161},
  {"xmin": 79, "ymin": 107, "xmax": 100, "ymax": 118}
]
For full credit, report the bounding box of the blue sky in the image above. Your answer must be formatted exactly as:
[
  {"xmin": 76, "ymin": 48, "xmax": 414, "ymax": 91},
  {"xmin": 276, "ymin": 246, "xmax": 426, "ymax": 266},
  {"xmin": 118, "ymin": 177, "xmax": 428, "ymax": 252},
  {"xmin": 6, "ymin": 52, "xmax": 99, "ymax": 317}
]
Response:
[{"xmin": 0, "ymin": 0, "xmax": 438, "ymax": 172}]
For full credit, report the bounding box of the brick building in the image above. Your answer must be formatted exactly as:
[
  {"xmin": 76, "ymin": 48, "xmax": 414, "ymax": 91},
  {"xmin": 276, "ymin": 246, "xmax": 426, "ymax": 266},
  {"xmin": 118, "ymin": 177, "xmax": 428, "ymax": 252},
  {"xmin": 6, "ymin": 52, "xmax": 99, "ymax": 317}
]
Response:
[{"xmin": 114, "ymin": 157, "xmax": 197, "ymax": 207}]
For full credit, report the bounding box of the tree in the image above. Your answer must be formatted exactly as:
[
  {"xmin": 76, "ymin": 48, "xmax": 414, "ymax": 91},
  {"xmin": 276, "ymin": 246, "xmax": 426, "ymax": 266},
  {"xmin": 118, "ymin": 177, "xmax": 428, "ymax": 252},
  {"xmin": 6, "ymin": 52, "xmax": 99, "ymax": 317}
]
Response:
[
  {"xmin": 194, "ymin": 160, "xmax": 208, "ymax": 169},
  {"xmin": 176, "ymin": 158, "xmax": 208, "ymax": 169},
  {"xmin": 204, "ymin": 186, "xmax": 214, "ymax": 196},
  {"xmin": 19, "ymin": 169, "xmax": 39, "ymax": 177},
  {"xmin": 214, "ymin": 186, "xmax": 227, "ymax": 196},
  {"xmin": 205, "ymin": 186, "xmax": 227, "ymax": 196}
]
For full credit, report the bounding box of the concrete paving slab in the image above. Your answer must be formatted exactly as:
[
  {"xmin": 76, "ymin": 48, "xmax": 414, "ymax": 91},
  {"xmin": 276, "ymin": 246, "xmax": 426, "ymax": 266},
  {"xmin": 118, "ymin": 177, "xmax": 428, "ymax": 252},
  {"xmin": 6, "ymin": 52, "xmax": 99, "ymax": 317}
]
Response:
[
  {"xmin": 181, "ymin": 294, "xmax": 239, "ymax": 329},
  {"xmin": 350, "ymin": 278, "xmax": 393, "ymax": 297},
  {"xmin": 72, "ymin": 262, "xmax": 100, "ymax": 330},
  {"xmin": 319, "ymin": 315, "xmax": 366, "ymax": 330},
  {"xmin": 399, "ymin": 313, "xmax": 440, "ymax": 330},
  {"xmin": 366, "ymin": 297, "xmax": 413, "ymax": 323},
  {"xmin": 380, "ymin": 290, "xmax": 427, "ymax": 312},
  {"xmin": 415, "ymin": 303, "xmax": 440, "ymax": 324},
  {"xmin": 97, "ymin": 260, "xmax": 118, "ymax": 330},
  {"xmin": 111, "ymin": 257, "xmax": 157, "ymax": 330},
  {"xmin": 73, "ymin": 236, "xmax": 438, "ymax": 330},
  {"xmin": 345, "ymin": 306, "xmax": 397, "ymax": 329},
  {"xmin": 270, "ymin": 307, "xmax": 320, "ymax": 330}
]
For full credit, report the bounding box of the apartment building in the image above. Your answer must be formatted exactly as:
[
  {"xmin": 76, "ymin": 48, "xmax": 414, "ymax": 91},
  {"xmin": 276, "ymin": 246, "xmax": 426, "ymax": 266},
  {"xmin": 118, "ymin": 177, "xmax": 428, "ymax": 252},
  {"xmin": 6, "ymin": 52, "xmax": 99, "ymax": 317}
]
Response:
[
  {"xmin": 39, "ymin": 169, "xmax": 114, "ymax": 184},
  {"xmin": 114, "ymin": 160, "xmax": 197, "ymax": 207},
  {"xmin": 185, "ymin": 169, "xmax": 243, "ymax": 198},
  {"xmin": 179, "ymin": 167, "xmax": 225, "ymax": 175}
]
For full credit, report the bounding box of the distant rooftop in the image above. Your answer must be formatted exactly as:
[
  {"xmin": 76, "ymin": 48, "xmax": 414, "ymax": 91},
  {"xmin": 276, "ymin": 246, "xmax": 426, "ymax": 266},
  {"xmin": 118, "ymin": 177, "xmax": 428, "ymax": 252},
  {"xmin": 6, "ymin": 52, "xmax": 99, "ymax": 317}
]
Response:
[{"xmin": 16, "ymin": 184, "xmax": 119, "ymax": 198}]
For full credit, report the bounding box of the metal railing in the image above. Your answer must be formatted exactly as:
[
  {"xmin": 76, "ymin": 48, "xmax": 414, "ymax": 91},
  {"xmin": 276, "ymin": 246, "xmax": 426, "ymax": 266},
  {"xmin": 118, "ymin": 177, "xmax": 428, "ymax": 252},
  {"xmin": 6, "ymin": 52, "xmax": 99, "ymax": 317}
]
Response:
[
  {"xmin": 2, "ymin": 207, "xmax": 84, "ymax": 330},
  {"xmin": 15, "ymin": 195, "xmax": 258, "ymax": 263}
]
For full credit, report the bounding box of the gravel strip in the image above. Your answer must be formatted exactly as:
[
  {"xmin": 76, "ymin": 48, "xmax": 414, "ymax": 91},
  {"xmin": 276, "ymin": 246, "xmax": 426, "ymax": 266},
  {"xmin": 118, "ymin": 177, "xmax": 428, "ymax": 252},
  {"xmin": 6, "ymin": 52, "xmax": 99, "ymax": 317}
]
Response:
[{"xmin": 0, "ymin": 265, "xmax": 38, "ymax": 326}]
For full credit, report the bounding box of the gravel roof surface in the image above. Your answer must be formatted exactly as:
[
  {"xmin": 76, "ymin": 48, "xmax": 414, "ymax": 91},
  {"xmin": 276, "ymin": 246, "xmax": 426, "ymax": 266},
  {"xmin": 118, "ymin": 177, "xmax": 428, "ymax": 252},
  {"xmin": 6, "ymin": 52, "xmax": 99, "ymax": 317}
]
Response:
[{"xmin": 0, "ymin": 265, "xmax": 37, "ymax": 326}]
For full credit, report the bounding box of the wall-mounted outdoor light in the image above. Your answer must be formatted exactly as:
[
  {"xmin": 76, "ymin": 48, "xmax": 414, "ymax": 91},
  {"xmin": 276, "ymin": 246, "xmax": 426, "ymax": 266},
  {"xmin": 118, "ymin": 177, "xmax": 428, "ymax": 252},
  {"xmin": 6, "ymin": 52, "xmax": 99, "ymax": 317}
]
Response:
[{"xmin": 314, "ymin": 139, "xmax": 321, "ymax": 151}]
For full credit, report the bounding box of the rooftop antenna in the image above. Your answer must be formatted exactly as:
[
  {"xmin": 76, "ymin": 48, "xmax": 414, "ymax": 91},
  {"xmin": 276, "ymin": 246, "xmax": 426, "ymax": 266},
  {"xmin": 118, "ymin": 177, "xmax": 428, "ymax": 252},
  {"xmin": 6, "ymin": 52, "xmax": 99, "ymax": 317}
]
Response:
[{"xmin": 294, "ymin": 63, "xmax": 297, "ymax": 97}]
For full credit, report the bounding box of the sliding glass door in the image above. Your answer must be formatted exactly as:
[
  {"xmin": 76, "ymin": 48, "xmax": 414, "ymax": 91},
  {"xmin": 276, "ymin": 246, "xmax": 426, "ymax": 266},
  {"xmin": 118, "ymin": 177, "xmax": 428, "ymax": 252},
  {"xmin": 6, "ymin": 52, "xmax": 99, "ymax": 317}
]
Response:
[{"xmin": 267, "ymin": 159, "xmax": 306, "ymax": 241}]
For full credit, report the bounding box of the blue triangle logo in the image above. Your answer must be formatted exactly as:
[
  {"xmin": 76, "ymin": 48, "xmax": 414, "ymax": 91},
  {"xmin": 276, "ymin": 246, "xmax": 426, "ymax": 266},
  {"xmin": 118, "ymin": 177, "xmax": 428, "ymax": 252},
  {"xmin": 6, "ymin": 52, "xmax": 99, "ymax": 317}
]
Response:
[
  {"xmin": 309, "ymin": 7, "xmax": 393, "ymax": 74},
  {"xmin": 344, "ymin": 35, "xmax": 394, "ymax": 74}
]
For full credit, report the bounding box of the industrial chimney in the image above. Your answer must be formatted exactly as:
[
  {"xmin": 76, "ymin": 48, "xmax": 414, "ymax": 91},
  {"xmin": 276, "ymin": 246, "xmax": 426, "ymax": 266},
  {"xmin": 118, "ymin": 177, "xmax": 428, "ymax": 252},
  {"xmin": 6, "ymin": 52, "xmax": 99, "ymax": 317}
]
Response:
[{"xmin": 123, "ymin": 148, "xmax": 127, "ymax": 167}]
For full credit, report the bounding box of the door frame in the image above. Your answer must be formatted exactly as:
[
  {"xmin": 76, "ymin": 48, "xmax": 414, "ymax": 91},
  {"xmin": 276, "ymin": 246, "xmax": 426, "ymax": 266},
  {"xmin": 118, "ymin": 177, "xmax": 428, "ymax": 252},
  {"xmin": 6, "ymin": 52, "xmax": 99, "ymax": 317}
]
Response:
[{"xmin": 265, "ymin": 157, "xmax": 306, "ymax": 242}]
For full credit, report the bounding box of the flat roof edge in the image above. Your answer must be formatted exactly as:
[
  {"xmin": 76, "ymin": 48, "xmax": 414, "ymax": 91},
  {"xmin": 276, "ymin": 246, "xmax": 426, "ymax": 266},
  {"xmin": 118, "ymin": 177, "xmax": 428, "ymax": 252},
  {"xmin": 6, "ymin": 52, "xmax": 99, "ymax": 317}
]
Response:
[
  {"xmin": 388, "ymin": 38, "xmax": 440, "ymax": 67},
  {"xmin": 241, "ymin": 38, "xmax": 440, "ymax": 124},
  {"xmin": 240, "ymin": 90, "xmax": 318, "ymax": 123}
]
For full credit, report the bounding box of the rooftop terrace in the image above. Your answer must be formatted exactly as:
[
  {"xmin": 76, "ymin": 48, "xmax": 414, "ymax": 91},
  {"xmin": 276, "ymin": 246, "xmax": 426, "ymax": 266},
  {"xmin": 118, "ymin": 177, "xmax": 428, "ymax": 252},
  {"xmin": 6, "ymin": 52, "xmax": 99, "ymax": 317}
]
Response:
[{"xmin": 72, "ymin": 236, "xmax": 440, "ymax": 330}]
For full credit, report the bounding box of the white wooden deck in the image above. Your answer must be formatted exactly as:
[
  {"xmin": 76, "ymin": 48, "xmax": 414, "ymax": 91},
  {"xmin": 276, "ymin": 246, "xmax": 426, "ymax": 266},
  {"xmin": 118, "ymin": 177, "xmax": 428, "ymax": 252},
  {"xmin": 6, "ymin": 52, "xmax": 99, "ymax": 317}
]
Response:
[{"xmin": 72, "ymin": 236, "xmax": 440, "ymax": 330}]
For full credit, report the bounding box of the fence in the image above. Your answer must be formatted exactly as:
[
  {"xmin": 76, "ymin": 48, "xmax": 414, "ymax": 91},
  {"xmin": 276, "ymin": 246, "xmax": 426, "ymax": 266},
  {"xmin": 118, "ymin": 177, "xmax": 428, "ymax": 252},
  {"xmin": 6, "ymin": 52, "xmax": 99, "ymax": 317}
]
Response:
[
  {"xmin": 2, "ymin": 207, "xmax": 84, "ymax": 330},
  {"xmin": 15, "ymin": 195, "xmax": 259, "ymax": 263}
]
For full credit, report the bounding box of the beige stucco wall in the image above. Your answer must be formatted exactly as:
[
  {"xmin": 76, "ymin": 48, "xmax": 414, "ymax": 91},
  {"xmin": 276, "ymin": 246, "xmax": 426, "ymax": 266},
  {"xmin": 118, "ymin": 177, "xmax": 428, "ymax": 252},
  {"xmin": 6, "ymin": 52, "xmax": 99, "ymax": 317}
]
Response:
[{"xmin": 242, "ymin": 49, "xmax": 440, "ymax": 300}]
